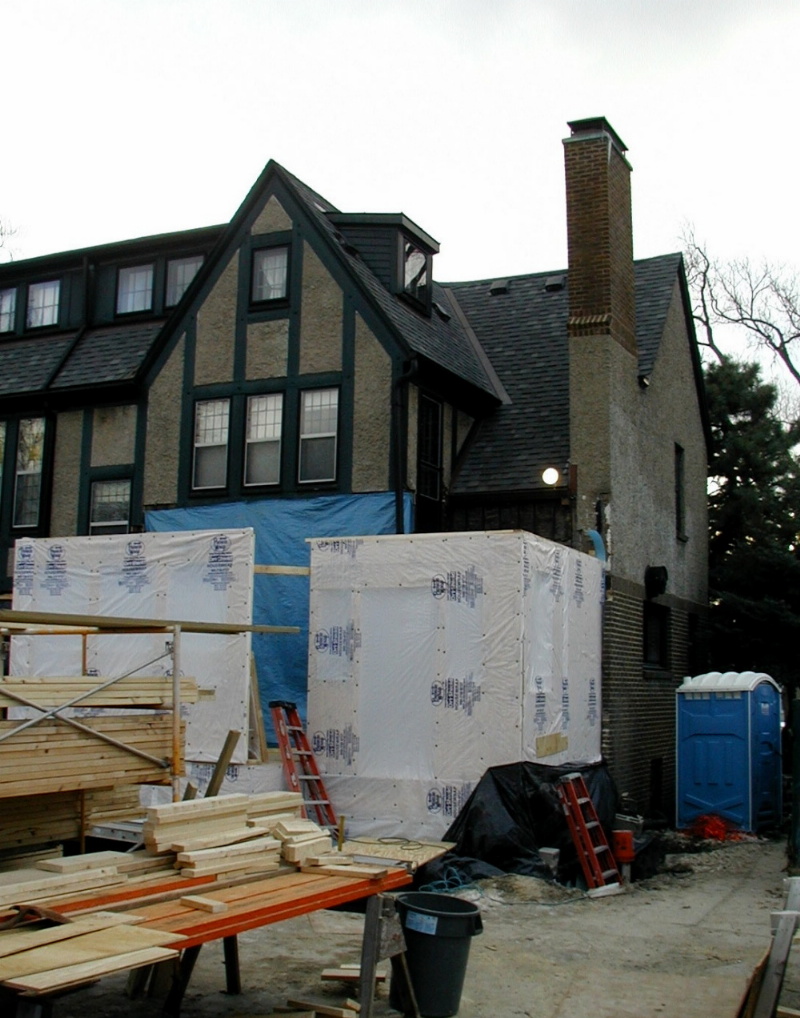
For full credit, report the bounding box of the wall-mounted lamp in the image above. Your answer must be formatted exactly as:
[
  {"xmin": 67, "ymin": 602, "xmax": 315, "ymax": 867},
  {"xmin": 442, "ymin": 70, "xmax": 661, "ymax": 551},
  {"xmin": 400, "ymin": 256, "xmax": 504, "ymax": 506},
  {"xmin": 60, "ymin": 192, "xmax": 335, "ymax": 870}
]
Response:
[{"xmin": 542, "ymin": 467, "xmax": 561, "ymax": 486}]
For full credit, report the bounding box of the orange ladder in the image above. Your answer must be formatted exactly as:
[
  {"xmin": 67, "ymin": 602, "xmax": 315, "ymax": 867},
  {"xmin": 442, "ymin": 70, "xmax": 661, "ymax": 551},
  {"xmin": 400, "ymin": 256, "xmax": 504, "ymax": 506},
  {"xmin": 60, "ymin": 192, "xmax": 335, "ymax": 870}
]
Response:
[
  {"xmin": 269, "ymin": 700, "xmax": 337, "ymax": 830},
  {"xmin": 556, "ymin": 772, "xmax": 621, "ymax": 891}
]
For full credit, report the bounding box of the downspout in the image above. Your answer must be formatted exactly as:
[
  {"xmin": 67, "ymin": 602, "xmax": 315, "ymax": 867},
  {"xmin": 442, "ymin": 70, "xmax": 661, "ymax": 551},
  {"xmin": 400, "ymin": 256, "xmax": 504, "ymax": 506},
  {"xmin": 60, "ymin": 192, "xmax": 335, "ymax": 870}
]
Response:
[{"xmin": 392, "ymin": 357, "xmax": 418, "ymax": 534}]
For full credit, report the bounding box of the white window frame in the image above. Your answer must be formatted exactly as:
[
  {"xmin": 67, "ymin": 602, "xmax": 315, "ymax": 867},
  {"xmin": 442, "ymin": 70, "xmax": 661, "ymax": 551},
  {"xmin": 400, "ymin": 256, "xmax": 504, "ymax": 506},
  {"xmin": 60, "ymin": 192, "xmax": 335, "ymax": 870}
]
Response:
[
  {"xmin": 89, "ymin": 479, "xmax": 131, "ymax": 535},
  {"xmin": 166, "ymin": 255, "xmax": 203, "ymax": 307},
  {"xmin": 244, "ymin": 393, "xmax": 283, "ymax": 486},
  {"xmin": 298, "ymin": 388, "xmax": 338, "ymax": 484},
  {"xmin": 252, "ymin": 246, "xmax": 289, "ymax": 302},
  {"xmin": 26, "ymin": 280, "xmax": 60, "ymax": 329},
  {"xmin": 192, "ymin": 399, "xmax": 230, "ymax": 490},
  {"xmin": 117, "ymin": 264, "xmax": 154, "ymax": 314},
  {"xmin": 0, "ymin": 288, "xmax": 15, "ymax": 332}
]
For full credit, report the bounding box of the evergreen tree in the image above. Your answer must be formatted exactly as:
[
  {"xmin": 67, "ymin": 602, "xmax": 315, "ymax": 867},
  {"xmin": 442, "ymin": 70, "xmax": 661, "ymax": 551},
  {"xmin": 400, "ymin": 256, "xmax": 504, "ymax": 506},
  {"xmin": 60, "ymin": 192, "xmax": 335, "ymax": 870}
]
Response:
[{"xmin": 705, "ymin": 360, "xmax": 800, "ymax": 689}]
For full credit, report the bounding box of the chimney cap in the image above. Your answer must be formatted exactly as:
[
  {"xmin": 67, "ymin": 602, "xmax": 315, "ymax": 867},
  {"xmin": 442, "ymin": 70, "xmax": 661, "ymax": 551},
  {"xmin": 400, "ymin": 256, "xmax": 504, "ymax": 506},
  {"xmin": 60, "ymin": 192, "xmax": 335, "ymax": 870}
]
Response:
[{"xmin": 566, "ymin": 117, "xmax": 628, "ymax": 154}]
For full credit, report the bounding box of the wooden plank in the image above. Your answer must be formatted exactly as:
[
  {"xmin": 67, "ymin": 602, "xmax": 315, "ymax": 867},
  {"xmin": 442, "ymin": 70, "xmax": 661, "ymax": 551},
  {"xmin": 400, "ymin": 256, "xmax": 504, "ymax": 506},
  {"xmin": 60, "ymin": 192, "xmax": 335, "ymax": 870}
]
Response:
[
  {"xmin": 3, "ymin": 945, "xmax": 179, "ymax": 994},
  {"xmin": 753, "ymin": 912, "xmax": 798, "ymax": 1018},
  {"xmin": 0, "ymin": 925, "xmax": 185, "ymax": 981},
  {"xmin": 300, "ymin": 865, "xmax": 389, "ymax": 880},
  {"xmin": 0, "ymin": 676, "xmax": 200, "ymax": 707},
  {"xmin": 176, "ymin": 836, "xmax": 281, "ymax": 864},
  {"xmin": 179, "ymin": 895, "xmax": 228, "ymax": 913},
  {"xmin": 254, "ymin": 564, "xmax": 311, "ymax": 576},
  {"xmin": 0, "ymin": 608, "xmax": 298, "ymax": 636},
  {"xmin": 286, "ymin": 999, "xmax": 357, "ymax": 1017},
  {"xmin": 0, "ymin": 912, "xmax": 141, "ymax": 959},
  {"xmin": 321, "ymin": 967, "xmax": 386, "ymax": 983},
  {"xmin": 169, "ymin": 825, "xmax": 270, "ymax": 854},
  {"xmin": 146, "ymin": 793, "xmax": 251, "ymax": 820},
  {"xmin": 282, "ymin": 838, "xmax": 333, "ymax": 863},
  {"xmin": 36, "ymin": 851, "xmax": 132, "ymax": 874}
]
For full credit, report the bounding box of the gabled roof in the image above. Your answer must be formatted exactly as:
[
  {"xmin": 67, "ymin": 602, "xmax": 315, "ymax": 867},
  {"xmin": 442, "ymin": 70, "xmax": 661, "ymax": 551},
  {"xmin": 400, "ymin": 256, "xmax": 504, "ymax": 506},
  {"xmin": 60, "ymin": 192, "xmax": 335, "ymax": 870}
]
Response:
[
  {"xmin": 277, "ymin": 165, "xmax": 507, "ymax": 403},
  {"xmin": 447, "ymin": 254, "xmax": 689, "ymax": 496}
]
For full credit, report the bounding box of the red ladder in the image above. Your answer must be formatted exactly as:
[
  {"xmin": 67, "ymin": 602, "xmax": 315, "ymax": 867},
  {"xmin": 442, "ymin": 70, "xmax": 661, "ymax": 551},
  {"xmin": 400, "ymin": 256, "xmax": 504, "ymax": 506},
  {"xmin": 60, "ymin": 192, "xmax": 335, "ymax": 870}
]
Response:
[
  {"xmin": 556, "ymin": 772, "xmax": 621, "ymax": 891},
  {"xmin": 269, "ymin": 700, "xmax": 337, "ymax": 830}
]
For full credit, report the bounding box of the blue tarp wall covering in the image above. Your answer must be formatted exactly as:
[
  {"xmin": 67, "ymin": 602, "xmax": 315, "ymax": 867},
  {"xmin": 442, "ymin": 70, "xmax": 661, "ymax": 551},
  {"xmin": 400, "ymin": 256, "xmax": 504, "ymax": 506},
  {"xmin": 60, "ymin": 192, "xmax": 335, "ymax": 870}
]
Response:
[{"xmin": 146, "ymin": 493, "xmax": 412, "ymax": 733}]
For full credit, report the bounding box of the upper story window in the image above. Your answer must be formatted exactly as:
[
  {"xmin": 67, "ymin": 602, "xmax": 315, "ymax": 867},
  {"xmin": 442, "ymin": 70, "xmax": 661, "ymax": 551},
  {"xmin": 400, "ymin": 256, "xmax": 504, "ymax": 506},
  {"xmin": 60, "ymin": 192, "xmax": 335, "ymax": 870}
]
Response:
[
  {"xmin": 402, "ymin": 240, "xmax": 430, "ymax": 307},
  {"xmin": 0, "ymin": 288, "xmax": 15, "ymax": 333},
  {"xmin": 26, "ymin": 280, "xmax": 60, "ymax": 329},
  {"xmin": 166, "ymin": 255, "xmax": 203, "ymax": 307},
  {"xmin": 299, "ymin": 387, "xmax": 338, "ymax": 484},
  {"xmin": 13, "ymin": 417, "xmax": 45, "ymax": 527},
  {"xmin": 675, "ymin": 443, "xmax": 687, "ymax": 540},
  {"xmin": 192, "ymin": 398, "xmax": 230, "ymax": 490},
  {"xmin": 245, "ymin": 393, "xmax": 282, "ymax": 486},
  {"xmin": 117, "ymin": 264, "xmax": 154, "ymax": 314},
  {"xmin": 89, "ymin": 479, "xmax": 131, "ymax": 535},
  {"xmin": 252, "ymin": 246, "xmax": 289, "ymax": 303},
  {"xmin": 417, "ymin": 394, "xmax": 443, "ymax": 501}
]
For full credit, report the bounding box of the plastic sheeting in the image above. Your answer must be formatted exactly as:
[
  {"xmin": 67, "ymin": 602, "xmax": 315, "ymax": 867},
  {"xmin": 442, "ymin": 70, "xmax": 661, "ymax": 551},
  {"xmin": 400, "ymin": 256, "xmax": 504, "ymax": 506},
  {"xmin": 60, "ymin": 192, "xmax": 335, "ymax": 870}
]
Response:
[
  {"xmin": 307, "ymin": 530, "xmax": 604, "ymax": 838},
  {"xmin": 146, "ymin": 492, "xmax": 412, "ymax": 725},
  {"xmin": 418, "ymin": 761, "xmax": 619, "ymax": 885},
  {"xmin": 10, "ymin": 529, "xmax": 255, "ymax": 764}
]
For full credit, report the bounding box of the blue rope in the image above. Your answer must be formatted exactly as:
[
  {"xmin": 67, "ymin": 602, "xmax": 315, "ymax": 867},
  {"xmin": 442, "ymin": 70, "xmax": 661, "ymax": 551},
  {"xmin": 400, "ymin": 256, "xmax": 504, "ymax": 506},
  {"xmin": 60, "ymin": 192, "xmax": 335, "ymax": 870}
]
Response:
[{"xmin": 418, "ymin": 865, "xmax": 473, "ymax": 893}]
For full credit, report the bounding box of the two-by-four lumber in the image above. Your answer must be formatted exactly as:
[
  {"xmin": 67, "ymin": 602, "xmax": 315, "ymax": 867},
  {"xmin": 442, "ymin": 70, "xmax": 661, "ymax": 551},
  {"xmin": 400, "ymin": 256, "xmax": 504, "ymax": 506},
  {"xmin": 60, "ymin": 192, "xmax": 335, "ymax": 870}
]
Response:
[
  {"xmin": 0, "ymin": 912, "xmax": 143, "ymax": 960},
  {"xmin": 2, "ymin": 946, "xmax": 180, "ymax": 995},
  {"xmin": 285, "ymin": 999, "xmax": 357, "ymax": 1017},
  {"xmin": 0, "ymin": 676, "xmax": 203, "ymax": 707},
  {"xmin": 176, "ymin": 836, "xmax": 281, "ymax": 866},
  {"xmin": 0, "ymin": 866, "xmax": 125, "ymax": 907}
]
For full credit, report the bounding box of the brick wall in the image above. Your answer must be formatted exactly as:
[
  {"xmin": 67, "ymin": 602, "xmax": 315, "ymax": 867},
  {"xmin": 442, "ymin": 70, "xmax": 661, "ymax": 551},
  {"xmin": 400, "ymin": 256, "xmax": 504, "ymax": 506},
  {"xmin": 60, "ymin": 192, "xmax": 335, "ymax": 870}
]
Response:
[{"xmin": 602, "ymin": 584, "xmax": 704, "ymax": 822}]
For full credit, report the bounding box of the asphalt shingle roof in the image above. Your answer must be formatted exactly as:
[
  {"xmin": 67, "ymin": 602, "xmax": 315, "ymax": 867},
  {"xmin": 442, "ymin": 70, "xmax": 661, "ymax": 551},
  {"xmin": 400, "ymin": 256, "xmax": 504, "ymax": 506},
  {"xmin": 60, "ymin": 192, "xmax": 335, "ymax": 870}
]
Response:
[
  {"xmin": 446, "ymin": 254, "xmax": 683, "ymax": 495},
  {"xmin": 0, "ymin": 333, "xmax": 77, "ymax": 396},
  {"xmin": 49, "ymin": 322, "xmax": 164, "ymax": 390}
]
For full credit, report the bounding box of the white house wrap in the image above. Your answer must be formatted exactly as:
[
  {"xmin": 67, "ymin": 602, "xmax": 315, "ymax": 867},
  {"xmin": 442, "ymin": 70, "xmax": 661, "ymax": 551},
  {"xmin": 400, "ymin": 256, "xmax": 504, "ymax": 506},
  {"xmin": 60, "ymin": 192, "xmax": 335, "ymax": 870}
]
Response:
[
  {"xmin": 10, "ymin": 529, "xmax": 255, "ymax": 765},
  {"xmin": 307, "ymin": 530, "xmax": 604, "ymax": 838}
]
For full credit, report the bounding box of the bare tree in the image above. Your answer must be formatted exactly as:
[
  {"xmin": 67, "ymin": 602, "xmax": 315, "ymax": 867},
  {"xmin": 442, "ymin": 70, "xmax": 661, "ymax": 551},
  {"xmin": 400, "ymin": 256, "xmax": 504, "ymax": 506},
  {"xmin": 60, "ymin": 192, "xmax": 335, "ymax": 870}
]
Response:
[
  {"xmin": 0, "ymin": 217, "xmax": 18, "ymax": 262},
  {"xmin": 683, "ymin": 226, "xmax": 800, "ymax": 387}
]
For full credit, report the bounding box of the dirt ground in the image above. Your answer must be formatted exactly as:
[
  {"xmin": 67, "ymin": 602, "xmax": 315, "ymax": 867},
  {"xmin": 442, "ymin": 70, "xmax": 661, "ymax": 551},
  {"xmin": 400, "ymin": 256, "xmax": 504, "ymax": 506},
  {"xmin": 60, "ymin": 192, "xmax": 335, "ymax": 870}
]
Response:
[{"xmin": 45, "ymin": 834, "xmax": 797, "ymax": 1018}]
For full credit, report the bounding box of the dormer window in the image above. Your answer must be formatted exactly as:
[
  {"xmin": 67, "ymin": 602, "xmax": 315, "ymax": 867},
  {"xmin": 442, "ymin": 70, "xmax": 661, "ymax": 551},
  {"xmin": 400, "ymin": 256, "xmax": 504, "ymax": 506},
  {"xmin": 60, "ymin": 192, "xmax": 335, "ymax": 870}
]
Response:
[
  {"xmin": 0, "ymin": 288, "xmax": 15, "ymax": 333},
  {"xmin": 26, "ymin": 280, "xmax": 60, "ymax": 329},
  {"xmin": 252, "ymin": 245, "xmax": 289, "ymax": 303},
  {"xmin": 117, "ymin": 264, "xmax": 154, "ymax": 314},
  {"xmin": 403, "ymin": 239, "xmax": 430, "ymax": 307},
  {"xmin": 166, "ymin": 255, "xmax": 203, "ymax": 307}
]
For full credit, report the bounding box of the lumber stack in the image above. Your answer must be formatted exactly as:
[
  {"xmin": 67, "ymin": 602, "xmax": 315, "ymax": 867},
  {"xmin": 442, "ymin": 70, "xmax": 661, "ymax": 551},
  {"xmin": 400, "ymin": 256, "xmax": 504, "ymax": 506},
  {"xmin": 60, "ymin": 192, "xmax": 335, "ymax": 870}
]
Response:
[
  {"xmin": 0, "ymin": 716, "xmax": 179, "ymax": 797},
  {"xmin": 0, "ymin": 675, "xmax": 205, "ymax": 708},
  {"xmin": 142, "ymin": 791, "xmax": 305, "ymax": 878}
]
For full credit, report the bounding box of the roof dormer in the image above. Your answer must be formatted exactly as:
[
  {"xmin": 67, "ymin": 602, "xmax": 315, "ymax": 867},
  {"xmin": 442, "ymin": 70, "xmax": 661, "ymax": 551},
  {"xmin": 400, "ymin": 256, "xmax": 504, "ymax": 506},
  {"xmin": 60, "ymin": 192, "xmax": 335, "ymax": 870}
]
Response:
[{"xmin": 327, "ymin": 212, "xmax": 439, "ymax": 315}]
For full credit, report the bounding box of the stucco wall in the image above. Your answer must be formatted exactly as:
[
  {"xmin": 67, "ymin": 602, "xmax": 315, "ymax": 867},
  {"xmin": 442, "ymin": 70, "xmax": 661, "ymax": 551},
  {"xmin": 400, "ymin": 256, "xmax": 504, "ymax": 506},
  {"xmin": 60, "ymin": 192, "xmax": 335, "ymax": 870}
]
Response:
[
  {"xmin": 250, "ymin": 195, "xmax": 293, "ymax": 235},
  {"xmin": 91, "ymin": 405, "xmax": 137, "ymax": 466},
  {"xmin": 352, "ymin": 314, "xmax": 391, "ymax": 492},
  {"xmin": 246, "ymin": 319, "xmax": 289, "ymax": 379},
  {"xmin": 144, "ymin": 335, "xmax": 185, "ymax": 507},
  {"xmin": 299, "ymin": 242, "xmax": 342, "ymax": 375},
  {"xmin": 50, "ymin": 410, "xmax": 83, "ymax": 536},
  {"xmin": 195, "ymin": 254, "xmax": 238, "ymax": 385},
  {"xmin": 609, "ymin": 281, "xmax": 708, "ymax": 602}
]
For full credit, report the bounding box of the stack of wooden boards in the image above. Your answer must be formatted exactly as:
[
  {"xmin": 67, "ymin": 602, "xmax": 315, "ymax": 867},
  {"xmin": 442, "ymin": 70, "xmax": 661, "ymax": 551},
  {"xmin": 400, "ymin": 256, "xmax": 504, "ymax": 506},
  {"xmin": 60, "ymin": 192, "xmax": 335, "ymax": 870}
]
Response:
[
  {"xmin": 0, "ymin": 911, "xmax": 185, "ymax": 997},
  {"xmin": 0, "ymin": 675, "xmax": 204, "ymax": 797}
]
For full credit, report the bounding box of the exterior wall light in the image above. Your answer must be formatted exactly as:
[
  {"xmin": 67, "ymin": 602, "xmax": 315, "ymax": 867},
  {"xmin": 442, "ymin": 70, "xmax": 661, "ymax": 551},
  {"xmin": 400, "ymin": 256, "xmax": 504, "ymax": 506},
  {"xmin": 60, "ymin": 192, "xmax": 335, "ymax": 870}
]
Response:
[{"xmin": 542, "ymin": 467, "xmax": 560, "ymax": 486}]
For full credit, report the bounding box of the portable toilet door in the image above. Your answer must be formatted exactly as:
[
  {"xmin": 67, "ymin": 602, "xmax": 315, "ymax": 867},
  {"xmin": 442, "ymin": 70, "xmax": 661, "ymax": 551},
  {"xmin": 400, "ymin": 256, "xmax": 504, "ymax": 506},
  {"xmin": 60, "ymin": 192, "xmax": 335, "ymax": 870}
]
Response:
[{"xmin": 676, "ymin": 672, "xmax": 782, "ymax": 832}]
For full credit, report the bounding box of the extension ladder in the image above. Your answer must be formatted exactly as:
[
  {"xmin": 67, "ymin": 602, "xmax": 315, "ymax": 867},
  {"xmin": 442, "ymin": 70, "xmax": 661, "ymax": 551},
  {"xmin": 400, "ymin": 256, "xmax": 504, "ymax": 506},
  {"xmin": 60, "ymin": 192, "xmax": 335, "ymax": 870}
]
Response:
[
  {"xmin": 269, "ymin": 700, "xmax": 337, "ymax": 830},
  {"xmin": 556, "ymin": 772, "xmax": 621, "ymax": 891}
]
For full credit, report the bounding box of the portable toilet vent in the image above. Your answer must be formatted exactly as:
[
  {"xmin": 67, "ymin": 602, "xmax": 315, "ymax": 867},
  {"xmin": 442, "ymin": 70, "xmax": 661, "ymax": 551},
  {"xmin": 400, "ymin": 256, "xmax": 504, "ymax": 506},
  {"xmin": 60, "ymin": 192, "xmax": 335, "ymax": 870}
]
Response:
[{"xmin": 676, "ymin": 672, "xmax": 782, "ymax": 832}]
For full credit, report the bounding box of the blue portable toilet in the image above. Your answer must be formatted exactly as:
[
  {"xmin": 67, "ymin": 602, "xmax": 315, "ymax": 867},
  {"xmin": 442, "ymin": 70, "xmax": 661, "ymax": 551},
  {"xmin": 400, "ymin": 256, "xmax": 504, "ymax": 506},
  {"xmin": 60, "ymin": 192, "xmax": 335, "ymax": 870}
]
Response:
[{"xmin": 676, "ymin": 672, "xmax": 782, "ymax": 832}]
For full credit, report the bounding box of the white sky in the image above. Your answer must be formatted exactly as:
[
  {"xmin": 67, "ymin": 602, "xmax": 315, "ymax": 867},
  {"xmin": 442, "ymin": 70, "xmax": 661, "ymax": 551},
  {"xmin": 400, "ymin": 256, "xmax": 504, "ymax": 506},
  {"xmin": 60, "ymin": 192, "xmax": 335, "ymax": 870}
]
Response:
[{"xmin": 2, "ymin": 0, "xmax": 799, "ymax": 286}]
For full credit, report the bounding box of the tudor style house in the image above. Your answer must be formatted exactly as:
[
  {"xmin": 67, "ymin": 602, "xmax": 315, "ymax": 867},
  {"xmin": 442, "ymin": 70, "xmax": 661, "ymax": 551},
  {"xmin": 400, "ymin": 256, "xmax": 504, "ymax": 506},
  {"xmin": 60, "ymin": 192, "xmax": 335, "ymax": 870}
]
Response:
[{"xmin": 0, "ymin": 119, "xmax": 709, "ymax": 819}]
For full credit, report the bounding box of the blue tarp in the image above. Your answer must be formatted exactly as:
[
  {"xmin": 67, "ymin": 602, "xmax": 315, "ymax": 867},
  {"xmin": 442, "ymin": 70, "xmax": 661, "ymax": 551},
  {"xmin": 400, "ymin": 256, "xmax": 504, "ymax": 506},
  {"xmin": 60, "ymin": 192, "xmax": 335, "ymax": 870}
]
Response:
[{"xmin": 146, "ymin": 493, "xmax": 413, "ymax": 731}]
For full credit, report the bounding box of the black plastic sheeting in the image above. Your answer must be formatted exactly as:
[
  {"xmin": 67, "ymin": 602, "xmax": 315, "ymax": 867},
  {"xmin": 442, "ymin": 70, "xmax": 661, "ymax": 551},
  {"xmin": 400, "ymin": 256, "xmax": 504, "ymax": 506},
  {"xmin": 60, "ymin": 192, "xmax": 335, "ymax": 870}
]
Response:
[{"xmin": 416, "ymin": 760, "xmax": 619, "ymax": 888}]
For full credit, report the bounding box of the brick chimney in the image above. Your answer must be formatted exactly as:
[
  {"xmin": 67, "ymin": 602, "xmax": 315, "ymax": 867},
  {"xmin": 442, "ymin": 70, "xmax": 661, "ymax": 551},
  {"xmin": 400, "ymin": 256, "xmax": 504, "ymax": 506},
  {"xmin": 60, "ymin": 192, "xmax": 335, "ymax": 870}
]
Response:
[{"xmin": 563, "ymin": 117, "xmax": 636, "ymax": 357}]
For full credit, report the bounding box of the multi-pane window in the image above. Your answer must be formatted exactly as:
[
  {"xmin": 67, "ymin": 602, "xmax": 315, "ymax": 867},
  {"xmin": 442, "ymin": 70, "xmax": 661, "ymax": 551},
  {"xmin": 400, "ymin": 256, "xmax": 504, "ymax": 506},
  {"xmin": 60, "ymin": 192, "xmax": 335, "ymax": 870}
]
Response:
[
  {"xmin": 299, "ymin": 388, "xmax": 338, "ymax": 483},
  {"xmin": 13, "ymin": 417, "xmax": 45, "ymax": 527},
  {"xmin": 0, "ymin": 288, "xmax": 15, "ymax": 332},
  {"xmin": 26, "ymin": 280, "xmax": 60, "ymax": 328},
  {"xmin": 245, "ymin": 394, "xmax": 283, "ymax": 486},
  {"xmin": 252, "ymin": 246, "xmax": 289, "ymax": 302},
  {"xmin": 192, "ymin": 399, "xmax": 230, "ymax": 490},
  {"xmin": 89, "ymin": 479, "xmax": 131, "ymax": 535},
  {"xmin": 117, "ymin": 264, "xmax": 154, "ymax": 314},
  {"xmin": 166, "ymin": 255, "xmax": 203, "ymax": 307},
  {"xmin": 643, "ymin": 602, "xmax": 670, "ymax": 671}
]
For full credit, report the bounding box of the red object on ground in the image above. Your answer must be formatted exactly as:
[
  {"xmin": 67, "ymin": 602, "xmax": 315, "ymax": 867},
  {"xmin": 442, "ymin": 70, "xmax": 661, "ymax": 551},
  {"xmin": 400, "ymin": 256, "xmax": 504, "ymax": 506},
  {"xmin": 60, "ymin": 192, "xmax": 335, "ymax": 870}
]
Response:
[
  {"xmin": 688, "ymin": 813, "xmax": 743, "ymax": 841},
  {"xmin": 612, "ymin": 830, "xmax": 635, "ymax": 862}
]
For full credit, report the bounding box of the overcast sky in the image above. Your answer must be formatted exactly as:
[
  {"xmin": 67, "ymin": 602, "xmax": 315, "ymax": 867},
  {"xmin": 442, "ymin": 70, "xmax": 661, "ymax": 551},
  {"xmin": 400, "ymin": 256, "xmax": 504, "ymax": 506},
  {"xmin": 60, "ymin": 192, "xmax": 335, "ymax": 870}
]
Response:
[{"xmin": 2, "ymin": 0, "xmax": 798, "ymax": 286}]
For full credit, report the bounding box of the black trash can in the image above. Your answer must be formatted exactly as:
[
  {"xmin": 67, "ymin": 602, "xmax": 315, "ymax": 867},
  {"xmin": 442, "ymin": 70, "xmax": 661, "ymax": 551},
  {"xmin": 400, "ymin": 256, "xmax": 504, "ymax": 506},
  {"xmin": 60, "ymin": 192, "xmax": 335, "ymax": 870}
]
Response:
[{"xmin": 390, "ymin": 891, "xmax": 483, "ymax": 1017}]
